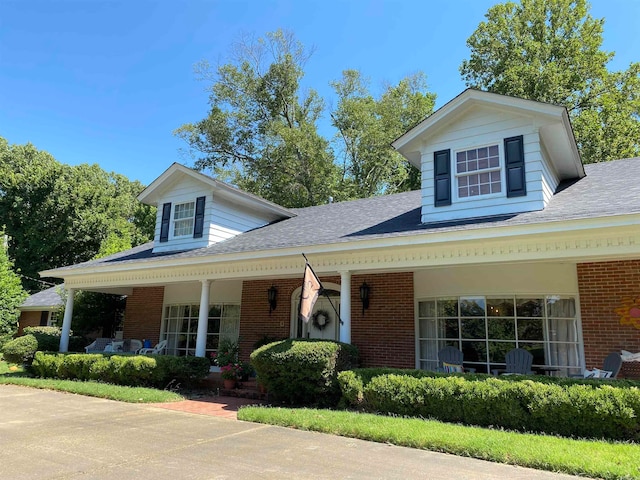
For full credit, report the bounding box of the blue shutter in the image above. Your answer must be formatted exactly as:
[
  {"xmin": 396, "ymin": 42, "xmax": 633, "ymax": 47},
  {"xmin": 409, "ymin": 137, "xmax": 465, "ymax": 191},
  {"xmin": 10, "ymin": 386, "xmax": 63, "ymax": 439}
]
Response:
[
  {"xmin": 434, "ymin": 149, "xmax": 451, "ymax": 207},
  {"xmin": 193, "ymin": 196, "xmax": 206, "ymax": 238},
  {"xmin": 159, "ymin": 202, "xmax": 171, "ymax": 242},
  {"xmin": 504, "ymin": 136, "xmax": 526, "ymax": 197}
]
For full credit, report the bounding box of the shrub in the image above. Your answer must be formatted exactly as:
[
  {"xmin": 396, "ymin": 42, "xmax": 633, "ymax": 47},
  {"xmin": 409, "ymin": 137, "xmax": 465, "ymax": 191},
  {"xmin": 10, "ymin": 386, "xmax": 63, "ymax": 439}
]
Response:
[
  {"xmin": 22, "ymin": 326, "xmax": 85, "ymax": 353},
  {"xmin": 338, "ymin": 368, "xmax": 640, "ymax": 441},
  {"xmin": 2, "ymin": 334, "xmax": 38, "ymax": 365},
  {"xmin": 31, "ymin": 352, "xmax": 210, "ymax": 389},
  {"xmin": 250, "ymin": 339, "xmax": 359, "ymax": 406}
]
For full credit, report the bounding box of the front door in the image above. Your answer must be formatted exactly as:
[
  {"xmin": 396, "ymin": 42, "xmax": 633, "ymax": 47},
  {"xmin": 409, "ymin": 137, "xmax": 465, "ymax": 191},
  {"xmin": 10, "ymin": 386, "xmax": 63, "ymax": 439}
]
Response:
[{"xmin": 292, "ymin": 289, "xmax": 340, "ymax": 341}]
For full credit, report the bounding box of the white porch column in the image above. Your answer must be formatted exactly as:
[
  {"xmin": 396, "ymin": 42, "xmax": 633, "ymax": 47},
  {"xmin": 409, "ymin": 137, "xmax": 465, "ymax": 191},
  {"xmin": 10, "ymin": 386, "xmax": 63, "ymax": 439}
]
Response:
[
  {"xmin": 59, "ymin": 288, "xmax": 75, "ymax": 352},
  {"xmin": 339, "ymin": 271, "xmax": 351, "ymax": 344},
  {"xmin": 195, "ymin": 280, "xmax": 211, "ymax": 357}
]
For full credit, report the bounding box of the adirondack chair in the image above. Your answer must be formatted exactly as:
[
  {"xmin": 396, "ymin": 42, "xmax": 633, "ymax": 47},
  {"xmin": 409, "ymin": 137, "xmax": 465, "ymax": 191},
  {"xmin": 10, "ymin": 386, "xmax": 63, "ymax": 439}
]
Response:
[
  {"xmin": 492, "ymin": 348, "xmax": 533, "ymax": 375},
  {"xmin": 437, "ymin": 346, "xmax": 476, "ymax": 373},
  {"xmin": 602, "ymin": 352, "xmax": 623, "ymax": 378},
  {"xmin": 437, "ymin": 346, "xmax": 464, "ymax": 372}
]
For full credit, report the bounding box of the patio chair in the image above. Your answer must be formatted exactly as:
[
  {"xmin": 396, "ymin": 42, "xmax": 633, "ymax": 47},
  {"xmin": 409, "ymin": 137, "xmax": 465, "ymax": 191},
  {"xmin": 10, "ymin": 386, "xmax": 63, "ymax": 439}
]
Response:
[
  {"xmin": 437, "ymin": 346, "xmax": 475, "ymax": 373},
  {"xmin": 493, "ymin": 348, "xmax": 533, "ymax": 375},
  {"xmin": 138, "ymin": 339, "xmax": 168, "ymax": 355},
  {"xmin": 128, "ymin": 339, "xmax": 143, "ymax": 353},
  {"xmin": 84, "ymin": 338, "xmax": 112, "ymax": 353},
  {"xmin": 572, "ymin": 352, "xmax": 622, "ymax": 379}
]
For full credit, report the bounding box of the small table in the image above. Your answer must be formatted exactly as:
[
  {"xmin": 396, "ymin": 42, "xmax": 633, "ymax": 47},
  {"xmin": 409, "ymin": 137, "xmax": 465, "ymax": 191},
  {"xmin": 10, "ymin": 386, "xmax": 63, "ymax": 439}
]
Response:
[{"xmin": 537, "ymin": 367, "xmax": 559, "ymax": 376}]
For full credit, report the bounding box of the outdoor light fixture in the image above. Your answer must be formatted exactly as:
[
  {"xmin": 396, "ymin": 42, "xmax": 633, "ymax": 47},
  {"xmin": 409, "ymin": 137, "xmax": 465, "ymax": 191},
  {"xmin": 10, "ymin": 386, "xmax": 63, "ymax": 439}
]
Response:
[
  {"xmin": 359, "ymin": 282, "xmax": 370, "ymax": 315},
  {"xmin": 268, "ymin": 285, "xmax": 278, "ymax": 314}
]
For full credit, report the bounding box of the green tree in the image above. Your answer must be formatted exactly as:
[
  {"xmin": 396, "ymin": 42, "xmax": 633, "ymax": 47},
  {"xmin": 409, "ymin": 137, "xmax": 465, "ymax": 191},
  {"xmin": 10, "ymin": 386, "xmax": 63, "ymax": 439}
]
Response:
[
  {"xmin": 0, "ymin": 232, "xmax": 27, "ymax": 336},
  {"xmin": 330, "ymin": 70, "xmax": 436, "ymax": 197},
  {"xmin": 460, "ymin": 0, "xmax": 640, "ymax": 163},
  {"xmin": 175, "ymin": 29, "xmax": 339, "ymax": 207},
  {"xmin": 0, "ymin": 137, "xmax": 155, "ymax": 291}
]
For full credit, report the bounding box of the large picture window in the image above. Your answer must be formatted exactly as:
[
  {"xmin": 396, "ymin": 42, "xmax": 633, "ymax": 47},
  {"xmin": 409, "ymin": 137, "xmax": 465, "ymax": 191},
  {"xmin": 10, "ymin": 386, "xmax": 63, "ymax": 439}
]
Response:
[
  {"xmin": 173, "ymin": 201, "xmax": 195, "ymax": 237},
  {"xmin": 161, "ymin": 303, "xmax": 240, "ymax": 357},
  {"xmin": 456, "ymin": 145, "xmax": 501, "ymax": 198},
  {"xmin": 417, "ymin": 295, "xmax": 580, "ymax": 375}
]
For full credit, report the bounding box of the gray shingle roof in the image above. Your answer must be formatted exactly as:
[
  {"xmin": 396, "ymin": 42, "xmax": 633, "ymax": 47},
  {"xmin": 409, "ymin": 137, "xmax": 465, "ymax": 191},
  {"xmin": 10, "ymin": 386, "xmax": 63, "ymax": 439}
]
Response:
[
  {"xmin": 51, "ymin": 157, "xmax": 640, "ymax": 272},
  {"xmin": 20, "ymin": 284, "xmax": 64, "ymax": 309}
]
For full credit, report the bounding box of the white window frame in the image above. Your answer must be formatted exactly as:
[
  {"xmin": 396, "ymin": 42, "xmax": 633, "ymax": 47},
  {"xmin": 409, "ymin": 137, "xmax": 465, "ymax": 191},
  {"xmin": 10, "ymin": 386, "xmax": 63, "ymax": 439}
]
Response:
[
  {"xmin": 416, "ymin": 294, "xmax": 581, "ymax": 376},
  {"xmin": 453, "ymin": 142, "xmax": 504, "ymax": 202},
  {"xmin": 172, "ymin": 201, "xmax": 195, "ymax": 238},
  {"xmin": 160, "ymin": 303, "xmax": 240, "ymax": 357}
]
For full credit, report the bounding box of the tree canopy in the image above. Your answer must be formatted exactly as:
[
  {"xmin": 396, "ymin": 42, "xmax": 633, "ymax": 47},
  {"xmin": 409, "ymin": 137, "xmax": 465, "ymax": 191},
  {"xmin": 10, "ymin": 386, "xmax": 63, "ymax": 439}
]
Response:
[
  {"xmin": 176, "ymin": 29, "xmax": 436, "ymax": 207},
  {"xmin": 0, "ymin": 137, "xmax": 155, "ymax": 291},
  {"xmin": 460, "ymin": 0, "xmax": 640, "ymax": 163},
  {"xmin": 0, "ymin": 232, "xmax": 27, "ymax": 336}
]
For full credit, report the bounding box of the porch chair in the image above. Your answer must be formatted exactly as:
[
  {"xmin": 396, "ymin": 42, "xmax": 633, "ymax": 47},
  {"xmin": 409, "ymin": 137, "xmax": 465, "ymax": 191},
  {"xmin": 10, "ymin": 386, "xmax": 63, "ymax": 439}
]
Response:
[
  {"xmin": 437, "ymin": 346, "xmax": 475, "ymax": 373},
  {"xmin": 493, "ymin": 348, "xmax": 533, "ymax": 375},
  {"xmin": 572, "ymin": 352, "xmax": 623, "ymax": 379},
  {"xmin": 84, "ymin": 338, "xmax": 112, "ymax": 353},
  {"xmin": 138, "ymin": 339, "xmax": 168, "ymax": 355}
]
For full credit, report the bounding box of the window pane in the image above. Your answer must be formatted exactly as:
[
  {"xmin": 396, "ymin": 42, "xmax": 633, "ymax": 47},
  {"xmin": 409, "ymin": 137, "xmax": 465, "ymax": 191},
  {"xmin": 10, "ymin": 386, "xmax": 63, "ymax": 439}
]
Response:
[
  {"xmin": 222, "ymin": 304, "xmax": 240, "ymax": 318},
  {"xmin": 518, "ymin": 319, "xmax": 543, "ymax": 340},
  {"xmin": 206, "ymin": 335, "xmax": 219, "ymax": 350},
  {"xmin": 191, "ymin": 304, "xmax": 199, "ymax": 318},
  {"xmin": 438, "ymin": 318, "xmax": 459, "ymax": 339},
  {"xmin": 420, "ymin": 339, "xmax": 438, "ymax": 361},
  {"xmin": 419, "ymin": 318, "xmax": 437, "ymax": 338},
  {"xmin": 489, "ymin": 145, "xmax": 499, "ymax": 156},
  {"xmin": 208, "ymin": 305, "xmax": 222, "ymax": 318},
  {"xmin": 488, "ymin": 341, "xmax": 516, "ymax": 363},
  {"xmin": 418, "ymin": 301, "xmax": 436, "ymax": 318},
  {"xmin": 516, "ymin": 298, "xmax": 544, "ymax": 317},
  {"xmin": 461, "ymin": 318, "xmax": 485, "ymax": 339},
  {"xmin": 519, "ymin": 342, "xmax": 545, "ymax": 365},
  {"xmin": 207, "ymin": 318, "xmax": 221, "ymax": 333},
  {"xmin": 487, "ymin": 318, "xmax": 515, "ymax": 339},
  {"xmin": 460, "ymin": 297, "xmax": 485, "ymax": 316},
  {"xmin": 437, "ymin": 298, "xmax": 458, "ymax": 317},
  {"xmin": 548, "ymin": 318, "xmax": 577, "ymax": 342},
  {"xmin": 462, "ymin": 341, "xmax": 487, "ymax": 363},
  {"xmin": 487, "ymin": 298, "xmax": 514, "ymax": 317},
  {"xmin": 547, "ymin": 297, "xmax": 576, "ymax": 318}
]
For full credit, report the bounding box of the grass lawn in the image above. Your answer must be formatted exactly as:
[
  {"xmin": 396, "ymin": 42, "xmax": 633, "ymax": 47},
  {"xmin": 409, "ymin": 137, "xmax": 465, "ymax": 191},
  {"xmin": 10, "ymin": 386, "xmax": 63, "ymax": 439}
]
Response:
[
  {"xmin": 0, "ymin": 359, "xmax": 184, "ymax": 403},
  {"xmin": 239, "ymin": 406, "xmax": 640, "ymax": 480}
]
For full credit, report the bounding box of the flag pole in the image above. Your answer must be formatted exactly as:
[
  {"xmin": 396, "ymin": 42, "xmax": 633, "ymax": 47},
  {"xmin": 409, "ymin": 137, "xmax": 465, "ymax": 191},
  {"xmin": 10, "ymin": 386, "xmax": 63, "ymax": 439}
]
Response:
[{"xmin": 301, "ymin": 253, "xmax": 343, "ymax": 326}]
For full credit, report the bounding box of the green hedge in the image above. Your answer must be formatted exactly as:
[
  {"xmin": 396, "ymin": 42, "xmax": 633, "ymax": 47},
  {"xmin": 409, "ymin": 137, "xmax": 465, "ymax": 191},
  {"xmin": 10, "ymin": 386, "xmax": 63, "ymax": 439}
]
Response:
[
  {"xmin": 338, "ymin": 369, "xmax": 640, "ymax": 441},
  {"xmin": 250, "ymin": 339, "xmax": 359, "ymax": 406},
  {"xmin": 23, "ymin": 326, "xmax": 85, "ymax": 352},
  {"xmin": 2, "ymin": 334, "xmax": 39, "ymax": 364},
  {"xmin": 32, "ymin": 352, "xmax": 210, "ymax": 388}
]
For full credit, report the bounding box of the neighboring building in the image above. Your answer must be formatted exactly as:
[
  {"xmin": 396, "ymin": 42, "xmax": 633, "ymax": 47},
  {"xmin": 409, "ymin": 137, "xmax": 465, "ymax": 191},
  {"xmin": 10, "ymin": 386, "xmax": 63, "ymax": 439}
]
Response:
[
  {"xmin": 42, "ymin": 90, "xmax": 640, "ymax": 376},
  {"xmin": 18, "ymin": 284, "xmax": 64, "ymax": 335}
]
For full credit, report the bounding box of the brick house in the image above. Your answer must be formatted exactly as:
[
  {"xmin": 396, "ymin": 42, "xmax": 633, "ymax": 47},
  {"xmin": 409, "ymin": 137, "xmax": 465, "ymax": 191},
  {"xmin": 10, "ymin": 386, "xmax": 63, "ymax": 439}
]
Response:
[{"xmin": 43, "ymin": 90, "xmax": 640, "ymax": 376}]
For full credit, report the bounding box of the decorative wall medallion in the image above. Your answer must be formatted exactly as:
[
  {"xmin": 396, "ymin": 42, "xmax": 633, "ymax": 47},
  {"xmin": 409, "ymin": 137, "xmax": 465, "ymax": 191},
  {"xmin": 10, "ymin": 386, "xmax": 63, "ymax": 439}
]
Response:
[{"xmin": 615, "ymin": 297, "xmax": 640, "ymax": 329}]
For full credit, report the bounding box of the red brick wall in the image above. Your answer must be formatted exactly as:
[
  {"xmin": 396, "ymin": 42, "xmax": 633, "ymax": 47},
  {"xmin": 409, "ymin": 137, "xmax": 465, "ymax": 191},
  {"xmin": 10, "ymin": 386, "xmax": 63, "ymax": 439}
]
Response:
[
  {"xmin": 578, "ymin": 260, "xmax": 640, "ymax": 371},
  {"xmin": 18, "ymin": 311, "xmax": 43, "ymax": 335},
  {"xmin": 239, "ymin": 272, "xmax": 415, "ymax": 368},
  {"xmin": 123, "ymin": 286, "xmax": 164, "ymax": 344}
]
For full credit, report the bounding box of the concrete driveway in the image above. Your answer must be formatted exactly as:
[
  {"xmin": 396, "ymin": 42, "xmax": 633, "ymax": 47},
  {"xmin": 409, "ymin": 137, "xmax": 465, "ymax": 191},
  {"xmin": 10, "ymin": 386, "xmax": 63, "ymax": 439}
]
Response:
[{"xmin": 0, "ymin": 384, "xmax": 581, "ymax": 479}]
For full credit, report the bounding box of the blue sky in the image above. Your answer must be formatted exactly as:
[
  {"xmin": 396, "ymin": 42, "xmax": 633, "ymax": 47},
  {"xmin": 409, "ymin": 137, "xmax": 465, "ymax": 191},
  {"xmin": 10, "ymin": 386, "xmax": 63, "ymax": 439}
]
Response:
[{"xmin": 1, "ymin": 0, "xmax": 639, "ymax": 185}]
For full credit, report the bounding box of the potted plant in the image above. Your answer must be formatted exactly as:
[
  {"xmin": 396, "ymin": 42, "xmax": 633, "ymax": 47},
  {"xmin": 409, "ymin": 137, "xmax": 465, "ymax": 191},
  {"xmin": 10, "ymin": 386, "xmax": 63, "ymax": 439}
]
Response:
[{"xmin": 220, "ymin": 363, "xmax": 240, "ymax": 389}]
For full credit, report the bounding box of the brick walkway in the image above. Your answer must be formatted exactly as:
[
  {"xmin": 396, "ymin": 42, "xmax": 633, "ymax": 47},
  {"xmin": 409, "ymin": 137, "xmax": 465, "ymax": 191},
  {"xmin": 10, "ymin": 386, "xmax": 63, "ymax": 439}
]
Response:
[{"xmin": 151, "ymin": 395, "xmax": 262, "ymax": 419}]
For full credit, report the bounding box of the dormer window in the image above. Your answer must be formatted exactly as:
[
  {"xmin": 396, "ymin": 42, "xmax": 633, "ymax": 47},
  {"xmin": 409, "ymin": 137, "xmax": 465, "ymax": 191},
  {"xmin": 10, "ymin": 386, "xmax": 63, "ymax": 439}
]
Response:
[
  {"xmin": 173, "ymin": 201, "xmax": 195, "ymax": 237},
  {"xmin": 159, "ymin": 196, "xmax": 206, "ymax": 243},
  {"xmin": 456, "ymin": 145, "xmax": 501, "ymax": 198}
]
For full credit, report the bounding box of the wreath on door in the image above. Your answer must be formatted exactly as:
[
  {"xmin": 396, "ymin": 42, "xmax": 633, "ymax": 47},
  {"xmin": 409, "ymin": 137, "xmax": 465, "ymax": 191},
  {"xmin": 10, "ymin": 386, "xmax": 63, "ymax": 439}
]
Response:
[{"xmin": 312, "ymin": 309, "xmax": 331, "ymax": 330}]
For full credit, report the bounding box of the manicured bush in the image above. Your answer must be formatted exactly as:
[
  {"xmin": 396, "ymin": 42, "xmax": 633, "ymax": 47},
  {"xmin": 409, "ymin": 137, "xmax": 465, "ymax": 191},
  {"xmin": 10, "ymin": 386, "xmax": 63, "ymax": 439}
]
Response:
[
  {"xmin": 250, "ymin": 339, "xmax": 359, "ymax": 406},
  {"xmin": 22, "ymin": 326, "xmax": 85, "ymax": 353},
  {"xmin": 2, "ymin": 334, "xmax": 38, "ymax": 365},
  {"xmin": 337, "ymin": 368, "xmax": 640, "ymax": 441},
  {"xmin": 31, "ymin": 352, "xmax": 210, "ymax": 388}
]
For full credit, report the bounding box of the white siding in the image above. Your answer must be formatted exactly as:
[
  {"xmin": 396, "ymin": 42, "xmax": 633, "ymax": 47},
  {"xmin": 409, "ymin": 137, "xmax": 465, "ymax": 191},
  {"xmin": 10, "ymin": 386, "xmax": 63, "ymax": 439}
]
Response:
[
  {"xmin": 414, "ymin": 263, "xmax": 578, "ymax": 297},
  {"xmin": 540, "ymin": 140, "xmax": 560, "ymax": 206},
  {"xmin": 152, "ymin": 175, "xmax": 277, "ymax": 253},
  {"xmin": 419, "ymin": 106, "xmax": 551, "ymax": 223}
]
